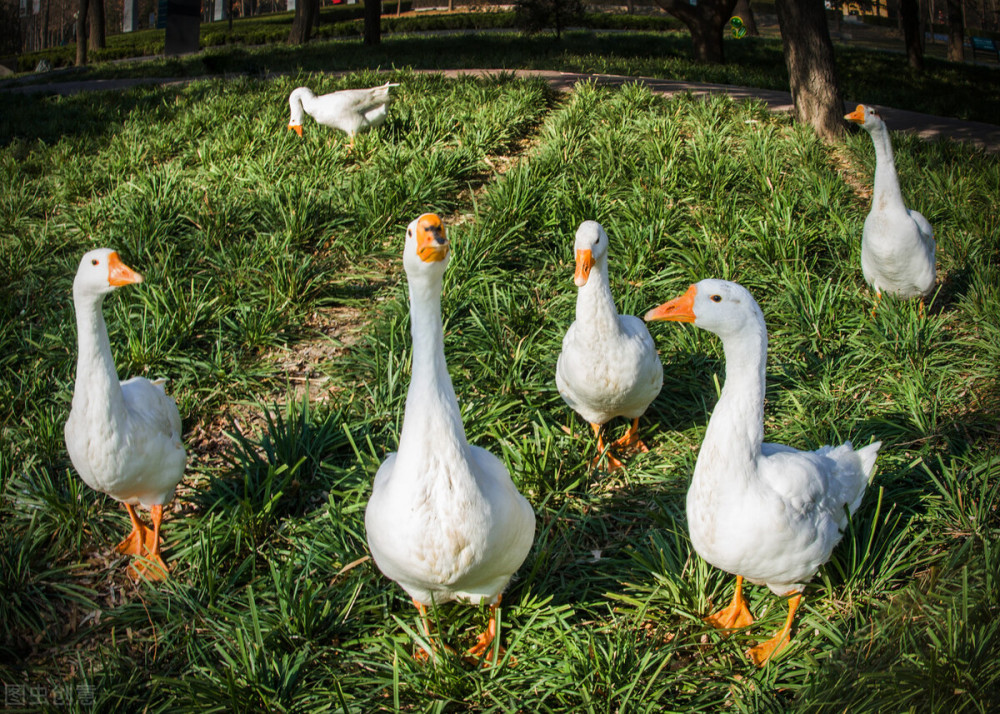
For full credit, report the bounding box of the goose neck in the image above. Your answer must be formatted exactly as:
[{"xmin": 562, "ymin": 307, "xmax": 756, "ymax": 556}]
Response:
[
  {"xmin": 697, "ymin": 324, "xmax": 767, "ymax": 481},
  {"xmin": 72, "ymin": 291, "xmax": 127, "ymax": 419},
  {"xmin": 396, "ymin": 276, "xmax": 469, "ymax": 462},
  {"xmin": 870, "ymin": 124, "xmax": 904, "ymax": 211},
  {"xmin": 576, "ymin": 258, "xmax": 623, "ymax": 335}
]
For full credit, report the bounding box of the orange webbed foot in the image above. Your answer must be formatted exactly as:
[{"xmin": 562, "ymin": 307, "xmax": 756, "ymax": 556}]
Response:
[{"xmin": 704, "ymin": 575, "xmax": 754, "ymax": 631}]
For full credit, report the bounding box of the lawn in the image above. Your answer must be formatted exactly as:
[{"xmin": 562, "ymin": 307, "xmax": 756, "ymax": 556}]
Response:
[{"xmin": 1, "ymin": 67, "xmax": 999, "ymax": 712}]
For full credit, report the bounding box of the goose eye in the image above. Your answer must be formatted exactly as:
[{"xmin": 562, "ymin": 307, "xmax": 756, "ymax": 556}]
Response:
[
  {"xmin": 91, "ymin": 259, "xmax": 99, "ymax": 266},
  {"xmin": 710, "ymin": 294, "xmax": 722, "ymax": 303}
]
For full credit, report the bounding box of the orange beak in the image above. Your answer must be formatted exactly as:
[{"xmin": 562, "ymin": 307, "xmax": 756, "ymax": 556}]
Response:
[
  {"xmin": 645, "ymin": 284, "xmax": 697, "ymax": 323},
  {"xmin": 415, "ymin": 214, "xmax": 449, "ymax": 263},
  {"xmin": 107, "ymin": 252, "xmax": 143, "ymax": 287},
  {"xmin": 574, "ymin": 249, "xmax": 594, "ymax": 287},
  {"xmin": 288, "ymin": 124, "xmax": 303, "ymax": 137},
  {"xmin": 844, "ymin": 104, "xmax": 865, "ymax": 124}
]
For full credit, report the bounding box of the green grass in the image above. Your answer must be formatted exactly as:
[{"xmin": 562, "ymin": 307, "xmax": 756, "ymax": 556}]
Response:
[{"xmin": 1, "ymin": 69, "xmax": 999, "ymax": 711}]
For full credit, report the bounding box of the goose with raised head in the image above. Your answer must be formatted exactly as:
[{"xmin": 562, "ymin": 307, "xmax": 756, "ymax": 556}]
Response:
[
  {"xmin": 287, "ymin": 82, "xmax": 398, "ymax": 144},
  {"xmin": 556, "ymin": 221, "xmax": 663, "ymax": 470},
  {"xmin": 364, "ymin": 214, "xmax": 535, "ymax": 664},
  {"xmin": 845, "ymin": 104, "xmax": 936, "ymax": 306},
  {"xmin": 646, "ymin": 279, "xmax": 881, "ymax": 665},
  {"xmin": 64, "ymin": 249, "xmax": 186, "ymax": 580}
]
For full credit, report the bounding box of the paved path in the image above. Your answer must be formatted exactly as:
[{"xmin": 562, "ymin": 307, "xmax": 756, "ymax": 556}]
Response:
[{"xmin": 5, "ymin": 68, "xmax": 999, "ymax": 153}]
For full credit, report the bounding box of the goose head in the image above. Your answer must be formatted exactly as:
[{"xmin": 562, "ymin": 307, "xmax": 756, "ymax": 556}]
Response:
[
  {"xmin": 288, "ymin": 87, "xmax": 311, "ymax": 137},
  {"xmin": 403, "ymin": 213, "xmax": 450, "ymax": 279},
  {"xmin": 844, "ymin": 104, "xmax": 884, "ymax": 133},
  {"xmin": 74, "ymin": 249, "xmax": 143, "ymax": 300},
  {"xmin": 573, "ymin": 220, "xmax": 609, "ymax": 287},
  {"xmin": 644, "ymin": 279, "xmax": 763, "ymax": 341}
]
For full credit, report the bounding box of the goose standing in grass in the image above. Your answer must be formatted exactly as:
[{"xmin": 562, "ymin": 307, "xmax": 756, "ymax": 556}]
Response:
[
  {"xmin": 844, "ymin": 104, "xmax": 936, "ymax": 308},
  {"xmin": 556, "ymin": 221, "xmax": 663, "ymax": 471},
  {"xmin": 287, "ymin": 82, "xmax": 398, "ymax": 145},
  {"xmin": 365, "ymin": 214, "xmax": 535, "ymax": 664},
  {"xmin": 64, "ymin": 249, "xmax": 186, "ymax": 580},
  {"xmin": 645, "ymin": 279, "xmax": 881, "ymax": 665}
]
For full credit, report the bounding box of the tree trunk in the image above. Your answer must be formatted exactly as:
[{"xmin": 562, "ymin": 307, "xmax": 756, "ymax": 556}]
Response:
[
  {"xmin": 76, "ymin": 0, "xmax": 89, "ymax": 65},
  {"xmin": 651, "ymin": 0, "xmax": 738, "ymax": 63},
  {"xmin": 733, "ymin": 0, "xmax": 758, "ymax": 36},
  {"xmin": 364, "ymin": 0, "xmax": 381, "ymax": 46},
  {"xmin": 946, "ymin": 0, "xmax": 964, "ymax": 61},
  {"xmin": 88, "ymin": 0, "xmax": 105, "ymax": 49},
  {"xmin": 288, "ymin": 0, "xmax": 318, "ymax": 43},
  {"xmin": 900, "ymin": 0, "xmax": 924, "ymax": 70},
  {"xmin": 774, "ymin": 0, "xmax": 844, "ymax": 141}
]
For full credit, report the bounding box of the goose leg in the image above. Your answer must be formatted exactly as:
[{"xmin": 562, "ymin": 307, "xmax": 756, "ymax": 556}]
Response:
[
  {"xmin": 611, "ymin": 417, "xmax": 649, "ymax": 454},
  {"xmin": 465, "ymin": 596, "xmax": 507, "ymax": 666},
  {"xmin": 591, "ymin": 423, "xmax": 624, "ymax": 471},
  {"xmin": 747, "ymin": 592, "xmax": 802, "ymax": 666},
  {"xmin": 115, "ymin": 503, "xmax": 150, "ymax": 557},
  {"xmin": 412, "ymin": 599, "xmax": 454, "ymax": 662},
  {"xmin": 136, "ymin": 504, "xmax": 169, "ymax": 580},
  {"xmin": 870, "ymin": 290, "xmax": 882, "ymax": 318},
  {"xmin": 704, "ymin": 575, "xmax": 754, "ymax": 630}
]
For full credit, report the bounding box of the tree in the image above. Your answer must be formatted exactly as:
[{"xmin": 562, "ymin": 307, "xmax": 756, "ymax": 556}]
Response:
[
  {"xmin": 900, "ymin": 0, "xmax": 924, "ymax": 71},
  {"xmin": 364, "ymin": 0, "xmax": 381, "ymax": 46},
  {"xmin": 88, "ymin": 0, "xmax": 105, "ymax": 50},
  {"xmin": 288, "ymin": 0, "xmax": 319, "ymax": 44},
  {"xmin": 946, "ymin": 0, "xmax": 964, "ymax": 61},
  {"xmin": 649, "ymin": 0, "xmax": 738, "ymax": 63},
  {"xmin": 76, "ymin": 0, "xmax": 90, "ymax": 65},
  {"xmin": 514, "ymin": 0, "xmax": 584, "ymax": 39},
  {"xmin": 733, "ymin": 0, "xmax": 758, "ymax": 36},
  {"xmin": 774, "ymin": 0, "xmax": 844, "ymax": 141}
]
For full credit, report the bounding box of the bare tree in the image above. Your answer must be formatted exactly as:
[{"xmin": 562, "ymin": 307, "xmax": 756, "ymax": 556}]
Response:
[
  {"xmin": 649, "ymin": 0, "xmax": 738, "ymax": 63},
  {"xmin": 946, "ymin": 0, "xmax": 964, "ymax": 61},
  {"xmin": 88, "ymin": 0, "xmax": 105, "ymax": 50},
  {"xmin": 900, "ymin": 0, "xmax": 923, "ymax": 70},
  {"xmin": 288, "ymin": 0, "xmax": 318, "ymax": 43},
  {"xmin": 76, "ymin": 0, "xmax": 89, "ymax": 65},
  {"xmin": 774, "ymin": 0, "xmax": 844, "ymax": 141},
  {"xmin": 364, "ymin": 0, "xmax": 381, "ymax": 46}
]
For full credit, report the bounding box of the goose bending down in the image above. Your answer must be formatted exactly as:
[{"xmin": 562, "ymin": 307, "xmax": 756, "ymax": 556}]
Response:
[
  {"xmin": 64, "ymin": 249, "xmax": 186, "ymax": 580},
  {"xmin": 556, "ymin": 221, "xmax": 663, "ymax": 470},
  {"xmin": 287, "ymin": 82, "xmax": 398, "ymax": 144},
  {"xmin": 845, "ymin": 104, "xmax": 936, "ymax": 306},
  {"xmin": 364, "ymin": 214, "xmax": 535, "ymax": 663},
  {"xmin": 645, "ymin": 279, "xmax": 881, "ymax": 665}
]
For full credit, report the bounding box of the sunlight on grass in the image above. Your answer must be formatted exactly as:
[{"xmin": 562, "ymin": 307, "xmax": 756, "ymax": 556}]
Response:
[{"xmin": 1, "ymin": 72, "xmax": 998, "ymax": 710}]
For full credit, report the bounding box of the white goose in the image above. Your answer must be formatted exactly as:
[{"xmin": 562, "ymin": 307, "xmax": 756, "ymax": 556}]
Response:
[
  {"xmin": 287, "ymin": 82, "xmax": 398, "ymax": 144},
  {"xmin": 556, "ymin": 221, "xmax": 663, "ymax": 470},
  {"xmin": 645, "ymin": 279, "xmax": 881, "ymax": 665},
  {"xmin": 845, "ymin": 104, "xmax": 936, "ymax": 304},
  {"xmin": 364, "ymin": 214, "xmax": 535, "ymax": 663},
  {"xmin": 64, "ymin": 249, "xmax": 186, "ymax": 580}
]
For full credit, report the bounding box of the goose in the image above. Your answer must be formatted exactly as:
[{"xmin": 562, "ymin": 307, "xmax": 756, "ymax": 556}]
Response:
[
  {"xmin": 64, "ymin": 249, "xmax": 186, "ymax": 580},
  {"xmin": 844, "ymin": 104, "xmax": 936, "ymax": 307},
  {"xmin": 645, "ymin": 279, "xmax": 881, "ymax": 665},
  {"xmin": 364, "ymin": 214, "xmax": 535, "ymax": 663},
  {"xmin": 556, "ymin": 221, "xmax": 663, "ymax": 470},
  {"xmin": 287, "ymin": 82, "xmax": 398, "ymax": 144}
]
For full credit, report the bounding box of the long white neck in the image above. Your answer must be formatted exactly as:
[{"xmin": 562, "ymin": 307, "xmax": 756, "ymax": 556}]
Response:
[
  {"xmin": 694, "ymin": 320, "xmax": 767, "ymax": 487},
  {"xmin": 71, "ymin": 290, "xmax": 127, "ymax": 425},
  {"xmin": 396, "ymin": 274, "xmax": 471, "ymax": 466},
  {"xmin": 289, "ymin": 87, "xmax": 315, "ymax": 124},
  {"xmin": 575, "ymin": 256, "xmax": 624, "ymax": 339},
  {"xmin": 869, "ymin": 122, "xmax": 905, "ymax": 213}
]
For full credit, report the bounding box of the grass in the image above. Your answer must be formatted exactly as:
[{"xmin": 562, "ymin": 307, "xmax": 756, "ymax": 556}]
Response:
[{"xmin": 1, "ymin": 66, "xmax": 999, "ymax": 711}]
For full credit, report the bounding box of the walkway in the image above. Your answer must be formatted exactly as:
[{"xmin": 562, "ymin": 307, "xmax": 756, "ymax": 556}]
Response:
[{"xmin": 4, "ymin": 68, "xmax": 999, "ymax": 153}]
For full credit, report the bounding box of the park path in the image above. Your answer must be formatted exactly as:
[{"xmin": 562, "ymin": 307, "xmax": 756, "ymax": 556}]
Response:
[{"xmin": 4, "ymin": 67, "xmax": 999, "ymax": 153}]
